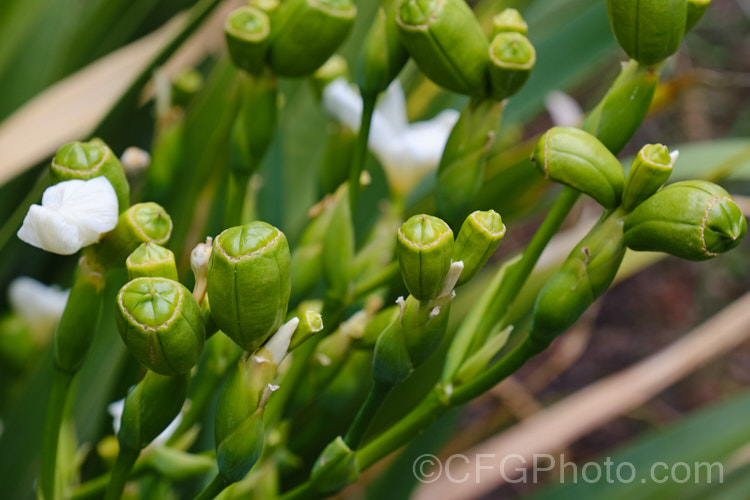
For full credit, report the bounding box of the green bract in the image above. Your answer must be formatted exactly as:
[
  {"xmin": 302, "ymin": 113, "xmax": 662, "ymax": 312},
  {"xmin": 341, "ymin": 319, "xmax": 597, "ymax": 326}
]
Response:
[
  {"xmin": 488, "ymin": 32, "xmax": 535, "ymax": 101},
  {"xmin": 268, "ymin": 0, "xmax": 357, "ymax": 77},
  {"xmin": 606, "ymin": 0, "xmax": 687, "ymax": 66},
  {"xmin": 207, "ymin": 222, "xmax": 291, "ymax": 351},
  {"xmin": 454, "ymin": 210, "xmax": 506, "ymax": 286},
  {"xmin": 492, "ymin": 8, "xmax": 527, "ymax": 36},
  {"xmin": 97, "ymin": 202, "xmax": 173, "ymax": 268},
  {"xmin": 532, "ymin": 126, "xmax": 625, "ymax": 209},
  {"xmin": 396, "ymin": 0, "xmax": 489, "ymax": 96},
  {"xmin": 686, "ymin": 0, "xmax": 711, "ymax": 33},
  {"xmin": 357, "ymin": 0, "xmax": 409, "ymax": 96},
  {"xmin": 126, "ymin": 243, "xmax": 178, "ymax": 281},
  {"xmin": 622, "ymin": 144, "xmax": 674, "ymax": 211},
  {"xmin": 115, "ymin": 278, "xmax": 205, "ymax": 375},
  {"xmin": 225, "ymin": 6, "xmax": 271, "ymax": 74},
  {"xmin": 397, "ymin": 214, "xmax": 454, "ymax": 302},
  {"xmin": 624, "ymin": 180, "xmax": 747, "ymax": 261},
  {"xmin": 51, "ymin": 140, "xmax": 130, "ymax": 212}
]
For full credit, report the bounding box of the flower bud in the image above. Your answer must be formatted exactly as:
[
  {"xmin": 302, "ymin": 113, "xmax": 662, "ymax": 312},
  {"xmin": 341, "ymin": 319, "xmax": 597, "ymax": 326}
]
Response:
[
  {"xmin": 51, "ymin": 140, "xmax": 130, "ymax": 212},
  {"xmin": 624, "ymin": 180, "xmax": 747, "ymax": 261},
  {"xmin": 207, "ymin": 222, "xmax": 291, "ymax": 351},
  {"xmin": 171, "ymin": 69, "xmax": 204, "ymax": 108},
  {"xmin": 310, "ymin": 55, "xmax": 349, "ymax": 102},
  {"xmin": 488, "ymin": 32, "xmax": 535, "ymax": 101},
  {"xmin": 357, "ymin": 0, "xmax": 409, "ymax": 97},
  {"xmin": 454, "ymin": 210, "xmax": 506, "ymax": 286},
  {"xmin": 622, "ymin": 144, "xmax": 675, "ymax": 211},
  {"xmin": 96, "ymin": 202, "xmax": 173, "ymax": 268},
  {"xmin": 396, "ymin": 0, "xmax": 489, "ymax": 96},
  {"xmin": 115, "ymin": 278, "xmax": 206, "ymax": 375},
  {"xmin": 289, "ymin": 310, "xmax": 324, "ymax": 352},
  {"xmin": 686, "ymin": 0, "xmax": 711, "ymax": 33},
  {"xmin": 531, "ymin": 126, "xmax": 625, "ymax": 208},
  {"xmin": 310, "ymin": 436, "xmax": 359, "ymax": 493},
  {"xmin": 397, "ymin": 215, "xmax": 454, "ymax": 302},
  {"xmin": 126, "ymin": 243, "xmax": 178, "ymax": 281},
  {"xmin": 492, "ymin": 8, "xmax": 528, "ymax": 36},
  {"xmin": 225, "ymin": 6, "xmax": 271, "ymax": 74},
  {"xmin": 606, "ymin": 0, "xmax": 687, "ymax": 66},
  {"xmin": 268, "ymin": 0, "xmax": 357, "ymax": 77},
  {"xmin": 118, "ymin": 370, "xmax": 189, "ymax": 451}
]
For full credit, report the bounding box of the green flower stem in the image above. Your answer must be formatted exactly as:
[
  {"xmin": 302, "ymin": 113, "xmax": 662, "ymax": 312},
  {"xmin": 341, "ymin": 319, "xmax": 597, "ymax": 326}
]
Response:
[
  {"xmin": 194, "ymin": 473, "xmax": 228, "ymax": 500},
  {"xmin": 351, "ymin": 261, "xmax": 400, "ymax": 301},
  {"xmin": 348, "ymin": 93, "xmax": 377, "ymax": 212},
  {"xmin": 224, "ymin": 170, "xmax": 251, "ymax": 227},
  {"xmin": 104, "ymin": 446, "xmax": 140, "ymax": 500},
  {"xmin": 39, "ymin": 369, "xmax": 73, "ymax": 500},
  {"xmin": 344, "ymin": 380, "xmax": 393, "ymax": 449}
]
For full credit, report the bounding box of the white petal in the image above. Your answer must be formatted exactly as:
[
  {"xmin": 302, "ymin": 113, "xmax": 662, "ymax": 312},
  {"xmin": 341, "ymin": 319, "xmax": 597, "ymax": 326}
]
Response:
[
  {"xmin": 545, "ymin": 91, "xmax": 583, "ymax": 127},
  {"xmin": 670, "ymin": 150, "xmax": 680, "ymax": 165},
  {"xmin": 264, "ymin": 317, "xmax": 301, "ymax": 365},
  {"xmin": 109, "ymin": 399, "xmax": 125, "ymax": 435},
  {"xmin": 322, "ymin": 78, "xmax": 363, "ymax": 132},
  {"xmin": 18, "ymin": 205, "xmax": 84, "ymax": 255},
  {"xmin": 8, "ymin": 277, "xmax": 69, "ymax": 340},
  {"xmin": 375, "ymin": 80, "xmax": 408, "ymax": 132}
]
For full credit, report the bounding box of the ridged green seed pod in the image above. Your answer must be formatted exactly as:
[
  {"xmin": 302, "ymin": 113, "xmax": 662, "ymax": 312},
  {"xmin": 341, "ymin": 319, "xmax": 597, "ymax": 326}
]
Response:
[
  {"xmin": 357, "ymin": 0, "xmax": 409, "ymax": 97},
  {"xmin": 268, "ymin": 0, "xmax": 357, "ymax": 77},
  {"xmin": 397, "ymin": 215, "xmax": 454, "ymax": 302},
  {"xmin": 207, "ymin": 222, "xmax": 291, "ymax": 351},
  {"xmin": 488, "ymin": 32, "xmax": 535, "ymax": 101},
  {"xmin": 115, "ymin": 278, "xmax": 205, "ymax": 375},
  {"xmin": 624, "ymin": 180, "xmax": 747, "ymax": 261},
  {"xmin": 126, "ymin": 243, "xmax": 178, "ymax": 281},
  {"xmin": 492, "ymin": 8, "xmax": 528, "ymax": 36},
  {"xmin": 686, "ymin": 0, "xmax": 711, "ymax": 33},
  {"xmin": 225, "ymin": 6, "xmax": 271, "ymax": 74},
  {"xmin": 454, "ymin": 210, "xmax": 506, "ymax": 286},
  {"xmin": 118, "ymin": 370, "xmax": 189, "ymax": 451},
  {"xmin": 622, "ymin": 144, "xmax": 674, "ymax": 211},
  {"xmin": 606, "ymin": 0, "xmax": 687, "ymax": 66},
  {"xmin": 531, "ymin": 126, "xmax": 625, "ymax": 209},
  {"xmin": 51, "ymin": 140, "xmax": 130, "ymax": 212},
  {"xmin": 530, "ymin": 211, "xmax": 626, "ymax": 351},
  {"xmin": 397, "ymin": 0, "xmax": 489, "ymax": 96},
  {"xmin": 96, "ymin": 202, "xmax": 173, "ymax": 268}
]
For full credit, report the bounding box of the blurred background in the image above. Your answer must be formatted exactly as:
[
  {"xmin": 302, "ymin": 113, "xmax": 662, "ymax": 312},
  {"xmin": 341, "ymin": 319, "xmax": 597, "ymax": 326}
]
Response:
[{"xmin": 1, "ymin": 0, "xmax": 750, "ymax": 498}]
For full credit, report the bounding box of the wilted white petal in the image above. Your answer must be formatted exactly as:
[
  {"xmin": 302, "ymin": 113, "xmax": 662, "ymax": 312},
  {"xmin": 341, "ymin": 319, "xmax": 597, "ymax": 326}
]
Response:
[
  {"xmin": 264, "ymin": 317, "xmax": 301, "ymax": 364},
  {"xmin": 545, "ymin": 91, "xmax": 583, "ymax": 127},
  {"xmin": 322, "ymin": 78, "xmax": 362, "ymax": 132},
  {"xmin": 108, "ymin": 398, "xmax": 182, "ymax": 446},
  {"xmin": 17, "ymin": 177, "xmax": 119, "ymax": 255},
  {"xmin": 8, "ymin": 277, "xmax": 69, "ymax": 341}
]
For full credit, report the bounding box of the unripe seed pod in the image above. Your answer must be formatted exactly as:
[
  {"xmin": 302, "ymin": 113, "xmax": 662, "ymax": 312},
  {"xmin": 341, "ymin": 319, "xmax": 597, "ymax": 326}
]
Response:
[
  {"xmin": 492, "ymin": 8, "xmax": 528, "ymax": 36},
  {"xmin": 606, "ymin": 0, "xmax": 687, "ymax": 66},
  {"xmin": 225, "ymin": 6, "xmax": 271, "ymax": 74},
  {"xmin": 357, "ymin": 0, "xmax": 409, "ymax": 97},
  {"xmin": 171, "ymin": 69, "xmax": 204, "ymax": 108},
  {"xmin": 622, "ymin": 144, "xmax": 674, "ymax": 211},
  {"xmin": 397, "ymin": 0, "xmax": 489, "ymax": 96},
  {"xmin": 488, "ymin": 32, "xmax": 535, "ymax": 101},
  {"xmin": 268, "ymin": 0, "xmax": 357, "ymax": 77},
  {"xmin": 624, "ymin": 180, "xmax": 747, "ymax": 261},
  {"xmin": 96, "ymin": 202, "xmax": 173, "ymax": 268},
  {"xmin": 454, "ymin": 210, "xmax": 506, "ymax": 286},
  {"xmin": 51, "ymin": 140, "xmax": 130, "ymax": 212},
  {"xmin": 532, "ymin": 126, "xmax": 625, "ymax": 209},
  {"xmin": 115, "ymin": 278, "xmax": 205, "ymax": 375},
  {"xmin": 126, "ymin": 243, "xmax": 178, "ymax": 281},
  {"xmin": 686, "ymin": 0, "xmax": 711, "ymax": 33},
  {"xmin": 207, "ymin": 222, "xmax": 291, "ymax": 351},
  {"xmin": 397, "ymin": 215, "xmax": 454, "ymax": 302}
]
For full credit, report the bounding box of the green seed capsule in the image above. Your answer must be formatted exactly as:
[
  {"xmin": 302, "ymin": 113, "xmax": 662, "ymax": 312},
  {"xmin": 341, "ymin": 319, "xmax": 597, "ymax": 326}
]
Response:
[
  {"xmin": 207, "ymin": 222, "xmax": 291, "ymax": 351},
  {"xmin": 118, "ymin": 370, "xmax": 189, "ymax": 451},
  {"xmin": 115, "ymin": 278, "xmax": 205, "ymax": 375},
  {"xmin": 454, "ymin": 210, "xmax": 506, "ymax": 286},
  {"xmin": 171, "ymin": 69, "xmax": 204, "ymax": 108},
  {"xmin": 532, "ymin": 126, "xmax": 625, "ymax": 208},
  {"xmin": 686, "ymin": 0, "xmax": 711, "ymax": 33},
  {"xmin": 606, "ymin": 0, "xmax": 687, "ymax": 66},
  {"xmin": 268, "ymin": 0, "xmax": 357, "ymax": 77},
  {"xmin": 96, "ymin": 202, "xmax": 173, "ymax": 268},
  {"xmin": 51, "ymin": 140, "xmax": 130, "ymax": 212},
  {"xmin": 624, "ymin": 180, "xmax": 747, "ymax": 261},
  {"xmin": 357, "ymin": 0, "xmax": 409, "ymax": 97},
  {"xmin": 487, "ymin": 32, "xmax": 535, "ymax": 101},
  {"xmin": 492, "ymin": 8, "xmax": 528, "ymax": 36},
  {"xmin": 225, "ymin": 6, "xmax": 271, "ymax": 74},
  {"xmin": 622, "ymin": 144, "xmax": 674, "ymax": 211},
  {"xmin": 126, "ymin": 243, "xmax": 178, "ymax": 281},
  {"xmin": 397, "ymin": 0, "xmax": 489, "ymax": 96},
  {"xmin": 397, "ymin": 215, "xmax": 454, "ymax": 302}
]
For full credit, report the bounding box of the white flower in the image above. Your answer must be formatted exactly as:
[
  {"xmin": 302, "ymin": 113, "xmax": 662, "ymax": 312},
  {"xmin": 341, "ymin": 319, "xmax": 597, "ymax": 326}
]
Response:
[
  {"xmin": 323, "ymin": 78, "xmax": 460, "ymax": 194},
  {"xmin": 108, "ymin": 399, "xmax": 182, "ymax": 447},
  {"xmin": 544, "ymin": 91, "xmax": 583, "ymax": 127},
  {"xmin": 17, "ymin": 177, "xmax": 119, "ymax": 255},
  {"xmin": 8, "ymin": 277, "xmax": 69, "ymax": 341}
]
